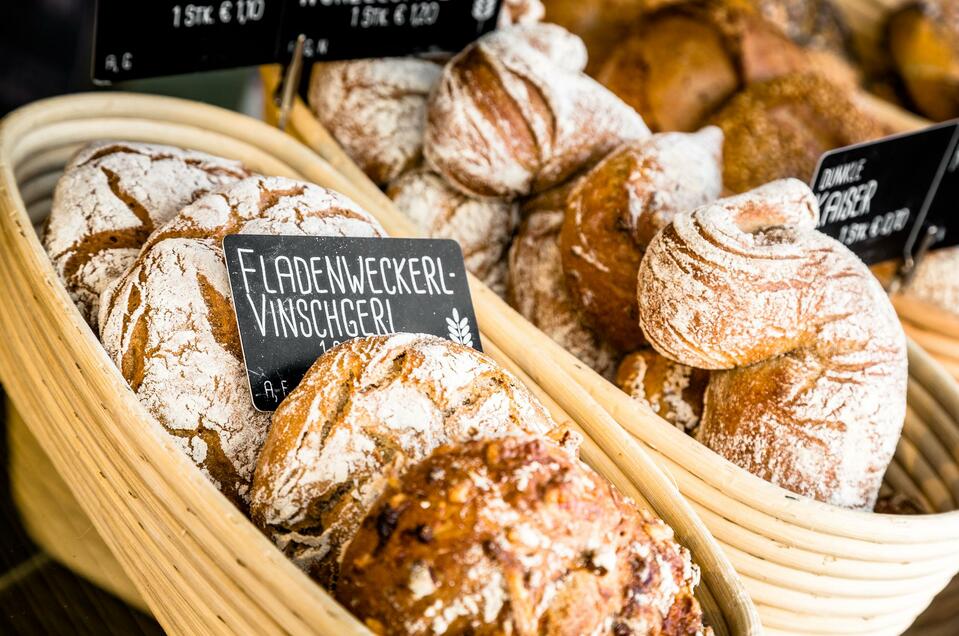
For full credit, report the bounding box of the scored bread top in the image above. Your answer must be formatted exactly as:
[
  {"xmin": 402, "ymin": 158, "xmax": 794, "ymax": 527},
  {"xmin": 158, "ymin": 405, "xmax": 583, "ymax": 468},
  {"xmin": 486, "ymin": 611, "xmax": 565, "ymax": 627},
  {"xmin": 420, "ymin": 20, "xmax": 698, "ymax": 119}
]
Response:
[
  {"xmin": 250, "ymin": 333, "xmax": 559, "ymax": 587},
  {"xmin": 44, "ymin": 141, "xmax": 250, "ymax": 329},
  {"xmin": 99, "ymin": 176, "xmax": 385, "ymax": 511}
]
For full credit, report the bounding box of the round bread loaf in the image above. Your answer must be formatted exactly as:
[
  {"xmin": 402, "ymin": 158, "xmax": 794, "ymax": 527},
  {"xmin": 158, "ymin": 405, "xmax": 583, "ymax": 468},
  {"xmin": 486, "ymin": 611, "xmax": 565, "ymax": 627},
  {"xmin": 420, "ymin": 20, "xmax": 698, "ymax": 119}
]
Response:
[
  {"xmin": 99, "ymin": 176, "xmax": 385, "ymax": 510},
  {"xmin": 888, "ymin": 0, "xmax": 959, "ymax": 121},
  {"xmin": 617, "ymin": 350, "xmax": 709, "ymax": 436},
  {"xmin": 387, "ymin": 167, "xmax": 518, "ymax": 297},
  {"xmin": 337, "ymin": 436, "xmax": 709, "ymax": 636},
  {"xmin": 507, "ymin": 206, "xmax": 620, "ymax": 378},
  {"xmin": 249, "ymin": 333, "xmax": 558, "ymax": 587},
  {"xmin": 308, "ymin": 58, "xmax": 442, "ymax": 186},
  {"xmin": 423, "ymin": 23, "xmax": 649, "ymax": 199},
  {"xmin": 44, "ymin": 141, "xmax": 249, "ymax": 329},
  {"xmin": 638, "ymin": 179, "xmax": 908, "ymax": 509},
  {"xmin": 709, "ymin": 73, "xmax": 886, "ymax": 192},
  {"xmin": 559, "ymin": 128, "xmax": 724, "ymax": 351}
]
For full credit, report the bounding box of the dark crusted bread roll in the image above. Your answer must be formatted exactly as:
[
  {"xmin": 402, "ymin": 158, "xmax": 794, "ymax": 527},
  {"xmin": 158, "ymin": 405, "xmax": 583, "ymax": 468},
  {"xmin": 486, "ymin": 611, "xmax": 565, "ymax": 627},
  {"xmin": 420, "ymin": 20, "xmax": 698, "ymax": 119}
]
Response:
[
  {"xmin": 338, "ymin": 436, "xmax": 710, "ymax": 636},
  {"xmin": 559, "ymin": 128, "xmax": 724, "ymax": 350},
  {"xmin": 250, "ymin": 334, "xmax": 559, "ymax": 587},
  {"xmin": 44, "ymin": 141, "xmax": 249, "ymax": 329}
]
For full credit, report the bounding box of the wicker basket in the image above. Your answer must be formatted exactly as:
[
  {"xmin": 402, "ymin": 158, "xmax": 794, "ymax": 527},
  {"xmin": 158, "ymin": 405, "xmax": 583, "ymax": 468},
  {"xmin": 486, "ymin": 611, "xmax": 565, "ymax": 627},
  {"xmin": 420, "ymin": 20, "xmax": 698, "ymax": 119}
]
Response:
[
  {"xmin": 262, "ymin": 66, "xmax": 959, "ymax": 635},
  {"xmin": 0, "ymin": 92, "xmax": 759, "ymax": 635}
]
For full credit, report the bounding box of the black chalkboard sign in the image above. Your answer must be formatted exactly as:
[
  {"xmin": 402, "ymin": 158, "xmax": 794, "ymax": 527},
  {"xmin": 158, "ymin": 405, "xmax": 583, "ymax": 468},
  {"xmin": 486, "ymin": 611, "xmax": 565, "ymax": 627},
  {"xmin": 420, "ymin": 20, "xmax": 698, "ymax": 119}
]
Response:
[
  {"xmin": 223, "ymin": 234, "xmax": 481, "ymax": 411},
  {"xmin": 810, "ymin": 121, "xmax": 959, "ymax": 265},
  {"xmin": 922, "ymin": 135, "xmax": 959, "ymax": 251},
  {"xmin": 92, "ymin": 0, "xmax": 284, "ymax": 83},
  {"xmin": 279, "ymin": 0, "xmax": 502, "ymax": 62},
  {"xmin": 92, "ymin": 0, "xmax": 502, "ymax": 83}
]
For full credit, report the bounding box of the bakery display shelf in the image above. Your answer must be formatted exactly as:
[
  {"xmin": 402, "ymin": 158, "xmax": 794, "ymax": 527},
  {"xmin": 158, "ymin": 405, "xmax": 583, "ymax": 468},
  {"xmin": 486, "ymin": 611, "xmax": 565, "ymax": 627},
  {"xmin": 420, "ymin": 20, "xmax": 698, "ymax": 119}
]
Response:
[
  {"xmin": 261, "ymin": 65, "xmax": 959, "ymax": 636},
  {"xmin": 0, "ymin": 92, "xmax": 759, "ymax": 635}
]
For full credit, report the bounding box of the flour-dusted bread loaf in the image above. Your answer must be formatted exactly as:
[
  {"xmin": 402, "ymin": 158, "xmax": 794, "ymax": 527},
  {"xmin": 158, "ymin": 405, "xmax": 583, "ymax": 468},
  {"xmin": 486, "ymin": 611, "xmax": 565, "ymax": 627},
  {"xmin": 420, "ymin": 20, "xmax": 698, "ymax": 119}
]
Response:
[
  {"xmin": 424, "ymin": 23, "xmax": 649, "ymax": 199},
  {"xmin": 507, "ymin": 206, "xmax": 621, "ymax": 378},
  {"xmin": 617, "ymin": 350, "xmax": 709, "ymax": 436},
  {"xmin": 560, "ymin": 128, "xmax": 724, "ymax": 351},
  {"xmin": 44, "ymin": 142, "xmax": 249, "ymax": 329},
  {"xmin": 99, "ymin": 176, "xmax": 385, "ymax": 510},
  {"xmin": 308, "ymin": 58, "xmax": 442, "ymax": 186},
  {"xmin": 638, "ymin": 179, "xmax": 908, "ymax": 509},
  {"xmin": 338, "ymin": 436, "xmax": 710, "ymax": 636},
  {"xmin": 249, "ymin": 333, "xmax": 559, "ymax": 587},
  {"xmin": 387, "ymin": 167, "xmax": 518, "ymax": 297}
]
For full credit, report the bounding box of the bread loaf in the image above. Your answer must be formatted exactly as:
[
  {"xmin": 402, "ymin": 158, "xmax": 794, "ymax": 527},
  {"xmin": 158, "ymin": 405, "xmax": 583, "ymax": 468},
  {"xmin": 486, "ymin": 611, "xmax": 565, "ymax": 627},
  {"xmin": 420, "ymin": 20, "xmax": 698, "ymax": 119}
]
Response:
[
  {"xmin": 337, "ymin": 436, "xmax": 709, "ymax": 636},
  {"xmin": 423, "ymin": 23, "xmax": 649, "ymax": 199},
  {"xmin": 99, "ymin": 176, "xmax": 385, "ymax": 510},
  {"xmin": 709, "ymin": 73, "xmax": 885, "ymax": 192},
  {"xmin": 308, "ymin": 58, "xmax": 442, "ymax": 186},
  {"xmin": 44, "ymin": 142, "xmax": 249, "ymax": 329},
  {"xmin": 560, "ymin": 128, "xmax": 724, "ymax": 350},
  {"xmin": 617, "ymin": 350, "xmax": 709, "ymax": 436},
  {"xmin": 507, "ymin": 206, "xmax": 621, "ymax": 378},
  {"xmin": 638, "ymin": 179, "xmax": 908, "ymax": 509},
  {"xmin": 387, "ymin": 167, "xmax": 518, "ymax": 297},
  {"xmin": 498, "ymin": 0, "xmax": 546, "ymax": 26},
  {"xmin": 888, "ymin": 0, "xmax": 959, "ymax": 121},
  {"xmin": 249, "ymin": 333, "xmax": 558, "ymax": 586}
]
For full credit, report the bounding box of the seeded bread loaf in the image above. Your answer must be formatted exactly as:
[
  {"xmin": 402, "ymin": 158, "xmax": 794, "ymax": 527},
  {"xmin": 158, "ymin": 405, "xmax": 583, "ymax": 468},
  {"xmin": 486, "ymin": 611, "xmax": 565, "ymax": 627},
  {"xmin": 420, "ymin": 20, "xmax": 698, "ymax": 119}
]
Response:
[
  {"xmin": 99, "ymin": 176, "xmax": 385, "ymax": 510},
  {"xmin": 338, "ymin": 436, "xmax": 710, "ymax": 636},
  {"xmin": 250, "ymin": 333, "xmax": 559, "ymax": 586},
  {"xmin": 44, "ymin": 142, "xmax": 249, "ymax": 329}
]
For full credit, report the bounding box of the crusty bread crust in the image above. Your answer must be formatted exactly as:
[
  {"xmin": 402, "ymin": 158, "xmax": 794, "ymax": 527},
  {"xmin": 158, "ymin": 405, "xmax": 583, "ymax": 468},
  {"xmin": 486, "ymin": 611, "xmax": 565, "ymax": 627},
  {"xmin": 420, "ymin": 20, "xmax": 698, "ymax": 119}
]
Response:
[
  {"xmin": 44, "ymin": 141, "xmax": 249, "ymax": 329},
  {"xmin": 250, "ymin": 333, "xmax": 558, "ymax": 587},
  {"xmin": 99, "ymin": 176, "xmax": 384, "ymax": 511}
]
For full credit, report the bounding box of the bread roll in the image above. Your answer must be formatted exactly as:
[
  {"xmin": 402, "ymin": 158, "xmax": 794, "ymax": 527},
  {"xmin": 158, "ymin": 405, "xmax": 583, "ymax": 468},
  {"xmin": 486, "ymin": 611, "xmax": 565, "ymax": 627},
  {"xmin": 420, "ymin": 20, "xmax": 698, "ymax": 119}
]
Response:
[
  {"xmin": 250, "ymin": 334, "xmax": 558, "ymax": 586},
  {"xmin": 308, "ymin": 58, "xmax": 442, "ymax": 186},
  {"xmin": 337, "ymin": 436, "xmax": 709, "ymax": 636},
  {"xmin": 617, "ymin": 350, "xmax": 709, "ymax": 436},
  {"xmin": 560, "ymin": 128, "xmax": 724, "ymax": 350},
  {"xmin": 44, "ymin": 142, "xmax": 249, "ymax": 329},
  {"xmin": 638, "ymin": 179, "xmax": 908, "ymax": 509},
  {"xmin": 888, "ymin": 0, "xmax": 959, "ymax": 121},
  {"xmin": 424, "ymin": 23, "xmax": 649, "ymax": 199},
  {"xmin": 709, "ymin": 73, "xmax": 886, "ymax": 192},
  {"xmin": 595, "ymin": 0, "xmax": 811, "ymax": 132},
  {"xmin": 387, "ymin": 167, "xmax": 518, "ymax": 297},
  {"xmin": 498, "ymin": 0, "xmax": 546, "ymax": 26},
  {"xmin": 899, "ymin": 246, "xmax": 959, "ymax": 317},
  {"xmin": 99, "ymin": 177, "xmax": 384, "ymax": 510},
  {"xmin": 507, "ymin": 206, "xmax": 621, "ymax": 378}
]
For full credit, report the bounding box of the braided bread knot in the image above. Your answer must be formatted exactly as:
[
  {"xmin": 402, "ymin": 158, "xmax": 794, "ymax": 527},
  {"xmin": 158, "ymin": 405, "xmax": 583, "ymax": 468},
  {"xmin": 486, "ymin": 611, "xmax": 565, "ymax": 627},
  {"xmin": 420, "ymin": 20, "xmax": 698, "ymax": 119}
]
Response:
[{"xmin": 638, "ymin": 179, "xmax": 907, "ymax": 509}]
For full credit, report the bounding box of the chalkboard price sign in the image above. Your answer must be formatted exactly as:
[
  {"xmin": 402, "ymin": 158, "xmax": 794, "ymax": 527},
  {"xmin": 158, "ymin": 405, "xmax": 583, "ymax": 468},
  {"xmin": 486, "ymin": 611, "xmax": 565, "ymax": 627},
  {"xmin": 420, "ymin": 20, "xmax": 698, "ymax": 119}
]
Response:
[
  {"xmin": 92, "ymin": 0, "xmax": 502, "ymax": 83},
  {"xmin": 223, "ymin": 234, "xmax": 481, "ymax": 411},
  {"xmin": 810, "ymin": 121, "xmax": 959, "ymax": 265}
]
